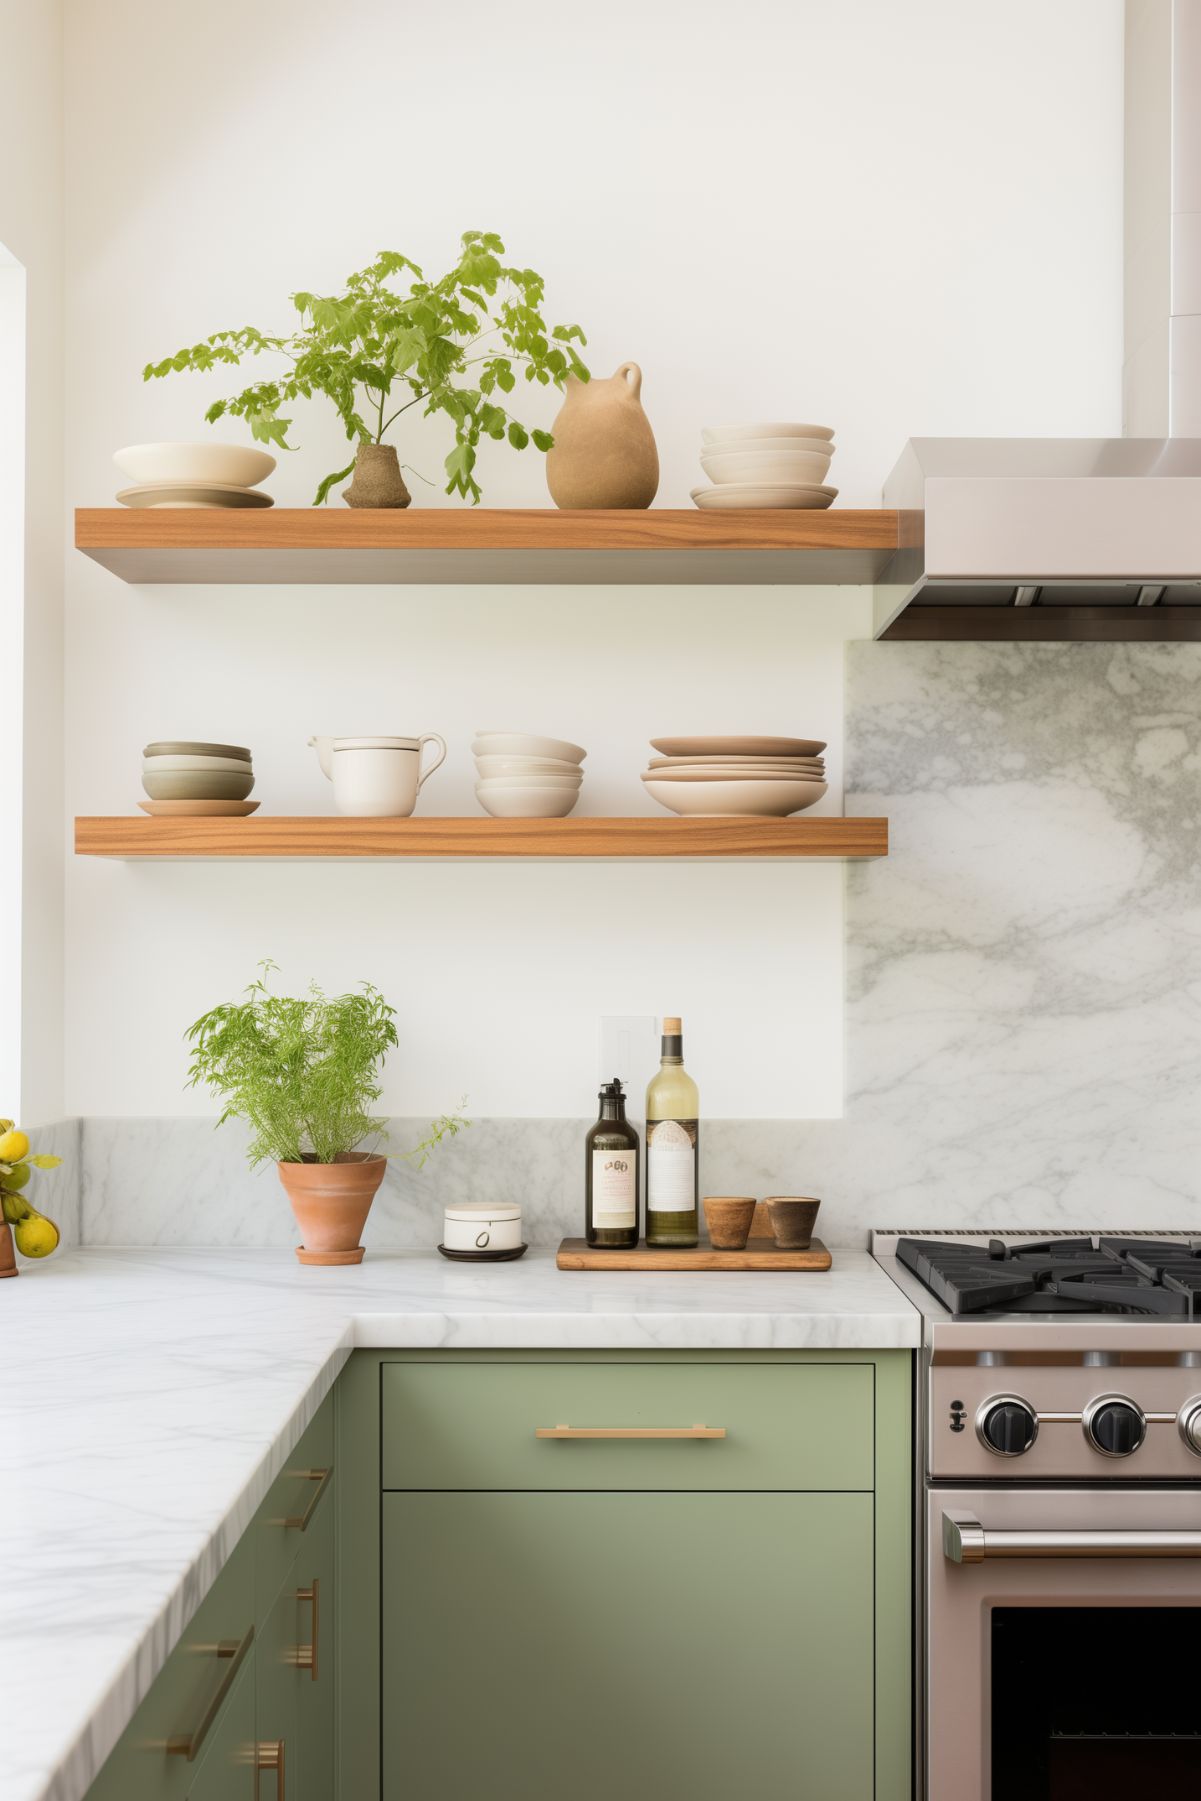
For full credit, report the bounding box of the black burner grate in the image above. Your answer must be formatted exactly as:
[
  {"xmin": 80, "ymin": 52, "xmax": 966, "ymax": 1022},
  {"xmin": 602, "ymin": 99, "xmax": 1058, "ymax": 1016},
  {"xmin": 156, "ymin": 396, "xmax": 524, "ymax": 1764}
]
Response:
[{"xmin": 896, "ymin": 1235, "xmax": 1201, "ymax": 1318}]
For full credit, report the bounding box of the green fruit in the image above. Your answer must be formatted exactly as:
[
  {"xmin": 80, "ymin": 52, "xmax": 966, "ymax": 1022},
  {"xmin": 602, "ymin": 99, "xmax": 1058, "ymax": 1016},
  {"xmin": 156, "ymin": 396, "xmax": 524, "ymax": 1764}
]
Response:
[
  {"xmin": 13, "ymin": 1208, "xmax": 59, "ymax": 1258},
  {"xmin": 5, "ymin": 1162, "xmax": 30, "ymax": 1190},
  {"xmin": 1, "ymin": 1191, "xmax": 31, "ymax": 1225}
]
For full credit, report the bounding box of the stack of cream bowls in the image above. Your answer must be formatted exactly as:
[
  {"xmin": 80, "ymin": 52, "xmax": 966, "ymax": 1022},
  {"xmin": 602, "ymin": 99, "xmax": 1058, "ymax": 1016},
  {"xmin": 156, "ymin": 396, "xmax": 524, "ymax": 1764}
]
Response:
[
  {"xmin": 691, "ymin": 422, "xmax": 837, "ymax": 510},
  {"xmin": 114, "ymin": 443, "xmax": 276, "ymax": 509},
  {"xmin": 472, "ymin": 732, "xmax": 587, "ymax": 818},
  {"xmin": 140, "ymin": 741, "xmax": 258, "ymax": 816},
  {"xmin": 641, "ymin": 735, "xmax": 827, "ymax": 817}
]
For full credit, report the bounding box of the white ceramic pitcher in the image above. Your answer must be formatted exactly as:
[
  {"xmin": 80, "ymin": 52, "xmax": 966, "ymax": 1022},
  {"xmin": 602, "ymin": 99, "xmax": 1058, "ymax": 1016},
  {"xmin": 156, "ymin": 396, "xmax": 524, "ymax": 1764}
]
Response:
[{"xmin": 308, "ymin": 734, "xmax": 447, "ymax": 817}]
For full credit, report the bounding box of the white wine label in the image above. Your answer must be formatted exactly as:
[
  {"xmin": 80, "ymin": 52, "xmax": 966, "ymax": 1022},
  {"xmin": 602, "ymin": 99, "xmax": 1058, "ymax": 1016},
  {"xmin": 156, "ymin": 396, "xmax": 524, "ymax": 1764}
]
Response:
[
  {"xmin": 647, "ymin": 1118, "xmax": 698, "ymax": 1212},
  {"xmin": 591, "ymin": 1150, "xmax": 636, "ymax": 1228}
]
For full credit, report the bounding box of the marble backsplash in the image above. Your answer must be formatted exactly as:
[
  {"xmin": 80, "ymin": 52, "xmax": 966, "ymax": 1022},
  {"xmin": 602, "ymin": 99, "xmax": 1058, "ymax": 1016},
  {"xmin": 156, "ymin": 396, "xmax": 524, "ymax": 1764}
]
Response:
[{"xmin": 64, "ymin": 641, "xmax": 1201, "ymax": 1251}]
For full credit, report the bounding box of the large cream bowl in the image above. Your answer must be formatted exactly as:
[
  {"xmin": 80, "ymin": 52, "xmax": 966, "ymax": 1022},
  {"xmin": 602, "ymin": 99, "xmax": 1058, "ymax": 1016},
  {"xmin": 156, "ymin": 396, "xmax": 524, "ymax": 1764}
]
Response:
[{"xmin": 643, "ymin": 777, "xmax": 827, "ymax": 817}]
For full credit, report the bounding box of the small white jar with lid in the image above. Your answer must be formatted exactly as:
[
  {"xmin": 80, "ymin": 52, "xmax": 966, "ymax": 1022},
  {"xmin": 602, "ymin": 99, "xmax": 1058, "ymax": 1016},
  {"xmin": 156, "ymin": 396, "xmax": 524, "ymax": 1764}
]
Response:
[{"xmin": 442, "ymin": 1203, "xmax": 523, "ymax": 1254}]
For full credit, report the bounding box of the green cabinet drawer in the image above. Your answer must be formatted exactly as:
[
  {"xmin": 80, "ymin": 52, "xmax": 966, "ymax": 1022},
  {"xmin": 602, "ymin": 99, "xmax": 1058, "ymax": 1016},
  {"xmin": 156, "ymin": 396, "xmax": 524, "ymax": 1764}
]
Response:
[
  {"xmin": 185, "ymin": 1656, "xmax": 256, "ymax": 1801},
  {"xmin": 383, "ymin": 1490, "xmax": 874, "ymax": 1801},
  {"xmin": 382, "ymin": 1361, "xmax": 874, "ymax": 1491},
  {"xmin": 87, "ymin": 1532, "xmax": 256, "ymax": 1801},
  {"xmin": 254, "ymin": 1390, "xmax": 336, "ymax": 1622},
  {"xmin": 293, "ymin": 1472, "xmax": 336, "ymax": 1801}
]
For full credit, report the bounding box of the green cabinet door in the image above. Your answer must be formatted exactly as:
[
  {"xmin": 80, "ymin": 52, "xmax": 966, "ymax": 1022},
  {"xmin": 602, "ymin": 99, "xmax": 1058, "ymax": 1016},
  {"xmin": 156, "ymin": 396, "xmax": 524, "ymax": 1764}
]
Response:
[
  {"xmin": 383, "ymin": 1491, "xmax": 874, "ymax": 1801},
  {"xmin": 256, "ymin": 1565, "xmax": 299, "ymax": 1801}
]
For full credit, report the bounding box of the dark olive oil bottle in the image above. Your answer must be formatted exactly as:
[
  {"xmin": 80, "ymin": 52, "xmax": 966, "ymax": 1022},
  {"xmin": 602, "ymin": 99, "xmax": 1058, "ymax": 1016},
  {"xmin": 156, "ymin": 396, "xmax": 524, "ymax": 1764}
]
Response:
[{"xmin": 585, "ymin": 1078, "xmax": 640, "ymax": 1248}]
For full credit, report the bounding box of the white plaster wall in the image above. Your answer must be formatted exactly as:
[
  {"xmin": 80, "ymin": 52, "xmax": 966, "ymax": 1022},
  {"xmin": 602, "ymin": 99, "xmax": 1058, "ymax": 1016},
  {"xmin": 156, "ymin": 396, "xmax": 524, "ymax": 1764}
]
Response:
[
  {"xmin": 61, "ymin": 0, "xmax": 1125, "ymax": 1120},
  {"xmin": 0, "ymin": 0, "xmax": 63, "ymax": 1125}
]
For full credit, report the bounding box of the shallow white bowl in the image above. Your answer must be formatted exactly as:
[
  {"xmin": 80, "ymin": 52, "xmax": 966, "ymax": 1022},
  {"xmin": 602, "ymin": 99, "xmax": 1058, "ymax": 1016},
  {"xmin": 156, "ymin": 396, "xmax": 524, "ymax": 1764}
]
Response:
[
  {"xmin": 472, "ymin": 732, "xmax": 587, "ymax": 764},
  {"xmin": 476, "ymin": 771, "xmax": 582, "ymax": 788},
  {"xmin": 143, "ymin": 753, "xmax": 253, "ymax": 773},
  {"xmin": 114, "ymin": 442, "xmax": 277, "ymax": 488},
  {"xmin": 474, "ymin": 754, "xmax": 583, "ymax": 778},
  {"xmin": 691, "ymin": 484, "xmax": 837, "ymax": 511},
  {"xmin": 701, "ymin": 422, "xmax": 835, "ymax": 444},
  {"xmin": 701, "ymin": 447, "xmax": 835, "ymax": 487},
  {"xmin": 641, "ymin": 766, "xmax": 824, "ymax": 782},
  {"xmin": 475, "ymin": 783, "xmax": 581, "ymax": 818},
  {"xmin": 643, "ymin": 777, "xmax": 827, "ymax": 817}
]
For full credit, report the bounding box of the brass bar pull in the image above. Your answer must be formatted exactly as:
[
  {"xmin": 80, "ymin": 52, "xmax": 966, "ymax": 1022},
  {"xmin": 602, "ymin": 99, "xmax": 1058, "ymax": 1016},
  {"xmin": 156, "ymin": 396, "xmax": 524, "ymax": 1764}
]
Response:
[
  {"xmin": 281, "ymin": 1467, "xmax": 332, "ymax": 1530},
  {"xmin": 165, "ymin": 1624, "xmax": 254, "ymax": 1760},
  {"xmin": 535, "ymin": 1423, "xmax": 726, "ymax": 1440},
  {"xmin": 257, "ymin": 1739, "xmax": 285, "ymax": 1801},
  {"xmin": 295, "ymin": 1578, "xmax": 319, "ymax": 1681}
]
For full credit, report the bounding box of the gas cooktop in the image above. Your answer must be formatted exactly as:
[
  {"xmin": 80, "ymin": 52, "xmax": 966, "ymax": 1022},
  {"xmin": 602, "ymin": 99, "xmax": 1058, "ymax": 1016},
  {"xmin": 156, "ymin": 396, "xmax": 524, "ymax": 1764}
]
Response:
[{"xmin": 896, "ymin": 1234, "xmax": 1201, "ymax": 1319}]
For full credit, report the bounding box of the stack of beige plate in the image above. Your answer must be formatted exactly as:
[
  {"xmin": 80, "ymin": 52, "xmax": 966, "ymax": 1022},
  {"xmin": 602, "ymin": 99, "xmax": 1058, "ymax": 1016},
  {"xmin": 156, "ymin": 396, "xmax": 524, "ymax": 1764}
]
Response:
[
  {"xmin": 641, "ymin": 735, "xmax": 827, "ymax": 817},
  {"xmin": 140, "ymin": 741, "xmax": 259, "ymax": 816},
  {"xmin": 690, "ymin": 422, "xmax": 837, "ymax": 511},
  {"xmin": 114, "ymin": 443, "xmax": 276, "ymax": 509},
  {"xmin": 472, "ymin": 731, "xmax": 587, "ymax": 818}
]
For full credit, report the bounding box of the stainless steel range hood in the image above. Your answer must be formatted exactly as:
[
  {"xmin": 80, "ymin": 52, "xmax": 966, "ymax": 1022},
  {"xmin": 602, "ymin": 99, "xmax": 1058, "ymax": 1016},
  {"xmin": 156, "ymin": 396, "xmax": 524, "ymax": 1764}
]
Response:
[{"xmin": 875, "ymin": 2, "xmax": 1201, "ymax": 642}]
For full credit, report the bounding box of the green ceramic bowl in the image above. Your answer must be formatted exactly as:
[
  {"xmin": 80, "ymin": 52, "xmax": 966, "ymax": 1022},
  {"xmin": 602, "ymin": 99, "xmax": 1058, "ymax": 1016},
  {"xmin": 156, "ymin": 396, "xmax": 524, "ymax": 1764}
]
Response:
[
  {"xmin": 142, "ymin": 768, "xmax": 255, "ymax": 801},
  {"xmin": 143, "ymin": 740, "xmax": 252, "ymax": 761}
]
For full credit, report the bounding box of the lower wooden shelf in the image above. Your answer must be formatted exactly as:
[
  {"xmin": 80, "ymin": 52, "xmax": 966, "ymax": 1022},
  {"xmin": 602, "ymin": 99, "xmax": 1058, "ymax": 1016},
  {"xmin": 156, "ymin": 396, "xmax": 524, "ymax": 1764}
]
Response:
[{"xmin": 74, "ymin": 815, "xmax": 888, "ymax": 859}]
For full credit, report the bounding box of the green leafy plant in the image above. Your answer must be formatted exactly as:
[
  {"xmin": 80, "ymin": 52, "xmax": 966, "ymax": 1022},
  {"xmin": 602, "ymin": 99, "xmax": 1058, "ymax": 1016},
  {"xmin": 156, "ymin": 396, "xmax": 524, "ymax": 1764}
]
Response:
[
  {"xmin": 145, "ymin": 231, "xmax": 589, "ymax": 505},
  {"xmin": 185, "ymin": 964, "xmax": 469, "ymax": 1167}
]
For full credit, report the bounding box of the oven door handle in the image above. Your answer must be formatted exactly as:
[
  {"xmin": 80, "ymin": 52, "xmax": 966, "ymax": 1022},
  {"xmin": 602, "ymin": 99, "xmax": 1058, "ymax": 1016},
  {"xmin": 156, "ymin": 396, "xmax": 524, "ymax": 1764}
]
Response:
[{"xmin": 943, "ymin": 1511, "xmax": 1201, "ymax": 1564}]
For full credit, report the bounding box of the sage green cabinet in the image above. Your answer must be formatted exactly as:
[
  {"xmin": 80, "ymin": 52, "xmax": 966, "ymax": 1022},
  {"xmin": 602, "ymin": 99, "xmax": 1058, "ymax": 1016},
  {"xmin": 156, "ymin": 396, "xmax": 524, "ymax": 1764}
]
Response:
[
  {"xmin": 383, "ymin": 1490, "xmax": 874, "ymax": 1801},
  {"xmin": 184, "ymin": 1659, "xmax": 256, "ymax": 1801}
]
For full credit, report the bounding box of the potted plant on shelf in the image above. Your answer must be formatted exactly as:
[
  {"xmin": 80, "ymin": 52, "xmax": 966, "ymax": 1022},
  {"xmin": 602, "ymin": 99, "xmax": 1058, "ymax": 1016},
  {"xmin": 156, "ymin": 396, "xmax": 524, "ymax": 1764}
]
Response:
[
  {"xmin": 186, "ymin": 965, "xmax": 467, "ymax": 1265},
  {"xmin": 0, "ymin": 1123, "xmax": 64, "ymax": 1276},
  {"xmin": 145, "ymin": 231, "xmax": 589, "ymax": 506}
]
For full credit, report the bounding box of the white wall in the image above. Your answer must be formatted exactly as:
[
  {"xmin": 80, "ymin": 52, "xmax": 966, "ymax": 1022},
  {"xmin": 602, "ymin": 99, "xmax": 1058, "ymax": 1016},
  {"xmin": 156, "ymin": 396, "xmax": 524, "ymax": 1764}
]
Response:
[
  {"xmin": 61, "ymin": 0, "xmax": 1125, "ymax": 1120},
  {"xmin": 1, "ymin": 0, "xmax": 63, "ymax": 1125}
]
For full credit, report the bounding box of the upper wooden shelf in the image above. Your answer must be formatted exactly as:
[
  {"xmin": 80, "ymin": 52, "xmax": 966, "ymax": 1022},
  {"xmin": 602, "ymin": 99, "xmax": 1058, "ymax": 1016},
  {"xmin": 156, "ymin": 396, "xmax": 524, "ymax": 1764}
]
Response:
[
  {"xmin": 74, "ymin": 507, "xmax": 900, "ymax": 586},
  {"xmin": 74, "ymin": 815, "xmax": 888, "ymax": 860}
]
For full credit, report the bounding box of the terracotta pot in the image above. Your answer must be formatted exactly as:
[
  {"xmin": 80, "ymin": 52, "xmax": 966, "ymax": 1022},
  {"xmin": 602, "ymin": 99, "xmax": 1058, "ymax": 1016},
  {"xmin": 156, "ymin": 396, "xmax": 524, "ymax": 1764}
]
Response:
[
  {"xmin": 342, "ymin": 443, "xmax": 411, "ymax": 509},
  {"xmin": 0, "ymin": 1222, "xmax": 17, "ymax": 1277},
  {"xmin": 545, "ymin": 362, "xmax": 659, "ymax": 509},
  {"xmin": 277, "ymin": 1153, "xmax": 387, "ymax": 1265}
]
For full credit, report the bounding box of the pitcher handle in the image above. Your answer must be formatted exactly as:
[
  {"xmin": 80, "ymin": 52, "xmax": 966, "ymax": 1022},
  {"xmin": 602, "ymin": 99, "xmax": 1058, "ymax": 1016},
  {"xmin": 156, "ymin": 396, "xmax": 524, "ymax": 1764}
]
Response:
[
  {"xmin": 416, "ymin": 733, "xmax": 447, "ymax": 791},
  {"xmin": 616, "ymin": 362, "xmax": 642, "ymax": 397}
]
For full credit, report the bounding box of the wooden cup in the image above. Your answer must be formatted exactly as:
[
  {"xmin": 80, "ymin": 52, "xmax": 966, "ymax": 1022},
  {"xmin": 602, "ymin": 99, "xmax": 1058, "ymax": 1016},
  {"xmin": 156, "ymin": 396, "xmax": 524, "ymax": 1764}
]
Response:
[
  {"xmin": 703, "ymin": 1196, "xmax": 758, "ymax": 1251},
  {"xmin": 765, "ymin": 1197, "xmax": 821, "ymax": 1250}
]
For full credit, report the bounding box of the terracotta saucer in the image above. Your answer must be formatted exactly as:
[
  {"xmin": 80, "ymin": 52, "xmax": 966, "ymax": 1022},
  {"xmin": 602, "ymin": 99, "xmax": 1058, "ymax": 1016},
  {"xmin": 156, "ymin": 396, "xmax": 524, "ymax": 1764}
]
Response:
[{"xmin": 138, "ymin": 800, "xmax": 260, "ymax": 817}]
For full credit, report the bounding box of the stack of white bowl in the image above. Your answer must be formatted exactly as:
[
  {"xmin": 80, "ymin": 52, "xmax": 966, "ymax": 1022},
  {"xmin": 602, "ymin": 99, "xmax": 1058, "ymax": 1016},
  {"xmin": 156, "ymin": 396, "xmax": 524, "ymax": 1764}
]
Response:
[
  {"xmin": 473, "ymin": 732, "xmax": 587, "ymax": 818},
  {"xmin": 140, "ymin": 740, "xmax": 258, "ymax": 816},
  {"xmin": 641, "ymin": 735, "xmax": 827, "ymax": 817},
  {"xmin": 690, "ymin": 423, "xmax": 837, "ymax": 511},
  {"xmin": 113, "ymin": 443, "xmax": 276, "ymax": 509}
]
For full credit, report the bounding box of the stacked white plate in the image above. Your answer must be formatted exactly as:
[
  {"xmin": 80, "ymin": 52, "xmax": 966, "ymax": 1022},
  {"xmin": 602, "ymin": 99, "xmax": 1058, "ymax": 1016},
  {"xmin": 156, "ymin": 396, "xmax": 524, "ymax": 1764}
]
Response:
[
  {"xmin": 691, "ymin": 422, "xmax": 837, "ymax": 511},
  {"xmin": 139, "ymin": 739, "xmax": 259, "ymax": 816},
  {"xmin": 114, "ymin": 443, "xmax": 276, "ymax": 509},
  {"xmin": 641, "ymin": 735, "xmax": 828, "ymax": 817},
  {"xmin": 472, "ymin": 732, "xmax": 587, "ymax": 818}
]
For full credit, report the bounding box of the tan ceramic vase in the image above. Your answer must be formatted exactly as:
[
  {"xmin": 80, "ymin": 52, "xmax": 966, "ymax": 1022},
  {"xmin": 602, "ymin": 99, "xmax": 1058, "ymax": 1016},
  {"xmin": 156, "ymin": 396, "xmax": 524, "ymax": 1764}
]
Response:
[
  {"xmin": 343, "ymin": 443, "xmax": 411, "ymax": 508},
  {"xmin": 545, "ymin": 362, "xmax": 659, "ymax": 509},
  {"xmin": 0, "ymin": 1222, "xmax": 17, "ymax": 1277},
  {"xmin": 277, "ymin": 1152, "xmax": 387, "ymax": 1265}
]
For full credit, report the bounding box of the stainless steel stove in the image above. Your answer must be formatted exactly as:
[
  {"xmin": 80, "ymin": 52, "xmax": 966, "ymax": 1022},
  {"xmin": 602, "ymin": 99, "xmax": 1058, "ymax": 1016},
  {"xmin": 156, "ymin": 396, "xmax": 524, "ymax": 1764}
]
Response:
[{"xmin": 872, "ymin": 1230, "xmax": 1201, "ymax": 1800}]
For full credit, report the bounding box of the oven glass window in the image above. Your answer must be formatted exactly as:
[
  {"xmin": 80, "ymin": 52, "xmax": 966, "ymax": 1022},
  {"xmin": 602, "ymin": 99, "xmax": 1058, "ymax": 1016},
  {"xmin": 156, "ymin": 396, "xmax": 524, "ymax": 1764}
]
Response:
[{"xmin": 992, "ymin": 1608, "xmax": 1201, "ymax": 1799}]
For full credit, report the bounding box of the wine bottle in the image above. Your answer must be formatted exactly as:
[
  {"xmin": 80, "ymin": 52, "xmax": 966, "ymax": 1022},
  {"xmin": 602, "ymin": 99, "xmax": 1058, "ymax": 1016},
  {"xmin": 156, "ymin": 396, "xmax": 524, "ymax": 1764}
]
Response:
[
  {"xmin": 585, "ymin": 1077, "xmax": 640, "ymax": 1248},
  {"xmin": 645, "ymin": 1016, "xmax": 699, "ymax": 1248}
]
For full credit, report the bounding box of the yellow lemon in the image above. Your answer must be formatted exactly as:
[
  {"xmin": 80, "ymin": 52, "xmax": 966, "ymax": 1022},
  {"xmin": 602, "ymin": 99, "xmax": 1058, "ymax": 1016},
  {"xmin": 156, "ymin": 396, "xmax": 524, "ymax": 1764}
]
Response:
[
  {"xmin": 0, "ymin": 1129, "xmax": 30, "ymax": 1163},
  {"xmin": 14, "ymin": 1210, "xmax": 59, "ymax": 1258}
]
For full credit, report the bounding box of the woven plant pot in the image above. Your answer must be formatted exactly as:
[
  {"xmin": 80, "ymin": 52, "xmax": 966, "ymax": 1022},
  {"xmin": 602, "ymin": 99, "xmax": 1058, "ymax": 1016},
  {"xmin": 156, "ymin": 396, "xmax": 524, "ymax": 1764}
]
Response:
[{"xmin": 342, "ymin": 443, "xmax": 411, "ymax": 508}]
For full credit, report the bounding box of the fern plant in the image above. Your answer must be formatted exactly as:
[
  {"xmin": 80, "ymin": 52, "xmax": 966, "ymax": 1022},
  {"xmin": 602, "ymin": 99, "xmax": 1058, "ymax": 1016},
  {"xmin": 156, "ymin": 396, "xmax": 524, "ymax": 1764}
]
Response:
[
  {"xmin": 145, "ymin": 231, "xmax": 589, "ymax": 504},
  {"xmin": 186, "ymin": 964, "xmax": 468, "ymax": 1167}
]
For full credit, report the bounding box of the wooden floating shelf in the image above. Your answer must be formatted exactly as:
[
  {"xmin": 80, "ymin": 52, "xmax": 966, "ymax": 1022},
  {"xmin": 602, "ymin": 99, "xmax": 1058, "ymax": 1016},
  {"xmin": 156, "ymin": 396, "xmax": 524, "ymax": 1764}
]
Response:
[
  {"xmin": 74, "ymin": 815, "xmax": 888, "ymax": 860},
  {"xmin": 74, "ymin": 507, "xmax": 901, "ymax": 586}
]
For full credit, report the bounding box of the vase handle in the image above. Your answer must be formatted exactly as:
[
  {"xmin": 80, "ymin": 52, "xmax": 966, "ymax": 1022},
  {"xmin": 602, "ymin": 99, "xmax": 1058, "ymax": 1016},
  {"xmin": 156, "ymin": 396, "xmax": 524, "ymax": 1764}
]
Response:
[{"xmin": 616, "ymin": 362, "xmax": 642, "ymax": 397}]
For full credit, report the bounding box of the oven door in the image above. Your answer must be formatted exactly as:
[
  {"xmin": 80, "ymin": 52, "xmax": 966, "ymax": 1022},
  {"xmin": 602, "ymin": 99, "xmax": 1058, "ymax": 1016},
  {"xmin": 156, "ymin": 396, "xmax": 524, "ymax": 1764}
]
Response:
[{"xmin": 927, "ymin": 1485, "xmax": 1201, "ymax": 1801}]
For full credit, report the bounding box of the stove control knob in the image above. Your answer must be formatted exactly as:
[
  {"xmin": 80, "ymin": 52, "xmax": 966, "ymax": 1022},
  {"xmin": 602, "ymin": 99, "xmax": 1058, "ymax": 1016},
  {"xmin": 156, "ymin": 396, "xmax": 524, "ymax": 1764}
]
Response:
[
  {"xmin": 1178, "ymin": 1400, "xmax": 1201, "ymax": 1455},
  {"xmin": 977, "ymin": 1396, "xmax": 1038, "ymax": 1457},
  {"xmin": 1084, "ymin": 1396, "xmax": 1146, "ymax": 1458}
]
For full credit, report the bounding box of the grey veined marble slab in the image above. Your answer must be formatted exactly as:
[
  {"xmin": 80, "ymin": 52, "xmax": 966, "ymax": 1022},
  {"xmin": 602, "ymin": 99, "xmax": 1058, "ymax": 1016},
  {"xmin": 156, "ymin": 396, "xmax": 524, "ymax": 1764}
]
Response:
[{"xmin": 0, "ymin": 1245, "xmax": 918, "ymax": 1801}]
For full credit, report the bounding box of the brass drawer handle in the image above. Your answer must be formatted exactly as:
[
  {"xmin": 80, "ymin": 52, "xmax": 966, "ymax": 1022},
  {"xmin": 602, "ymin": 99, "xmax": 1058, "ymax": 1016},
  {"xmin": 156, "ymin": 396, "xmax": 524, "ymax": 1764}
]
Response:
[
  {"xmin": 280, "ymin": 1466, "xmax": 332, "ymax": 1530},
  {"xmin": 165, "ymin": 1624, "xmax": 254, "ymax": 1760},
  {"xmin": 535, "ymin": 1424, "xmax": 726, "ymax": 1440},
  {"xmin": 294, "ymin": 1577, "xmax": 319, "ymax": 1681},
  {"xmin": 257, "ymin": 1739, "xmax": 285, "ymax": 1801}
]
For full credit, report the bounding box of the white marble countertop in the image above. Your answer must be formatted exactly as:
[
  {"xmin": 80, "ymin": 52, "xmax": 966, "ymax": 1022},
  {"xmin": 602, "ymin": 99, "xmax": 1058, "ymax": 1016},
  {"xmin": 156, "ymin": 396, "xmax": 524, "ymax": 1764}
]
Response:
[{"xmin": 0, "ymin": 1246, "xmax": 918, "ymax": 1801}]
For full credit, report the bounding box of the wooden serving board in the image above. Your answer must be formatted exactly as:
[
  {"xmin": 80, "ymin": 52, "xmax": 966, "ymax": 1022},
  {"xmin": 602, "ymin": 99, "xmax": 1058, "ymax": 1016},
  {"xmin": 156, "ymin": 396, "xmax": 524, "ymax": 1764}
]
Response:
[{"xmin": 556, "ymin": 1236, "xmax": 832, "ymax": 1272}]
